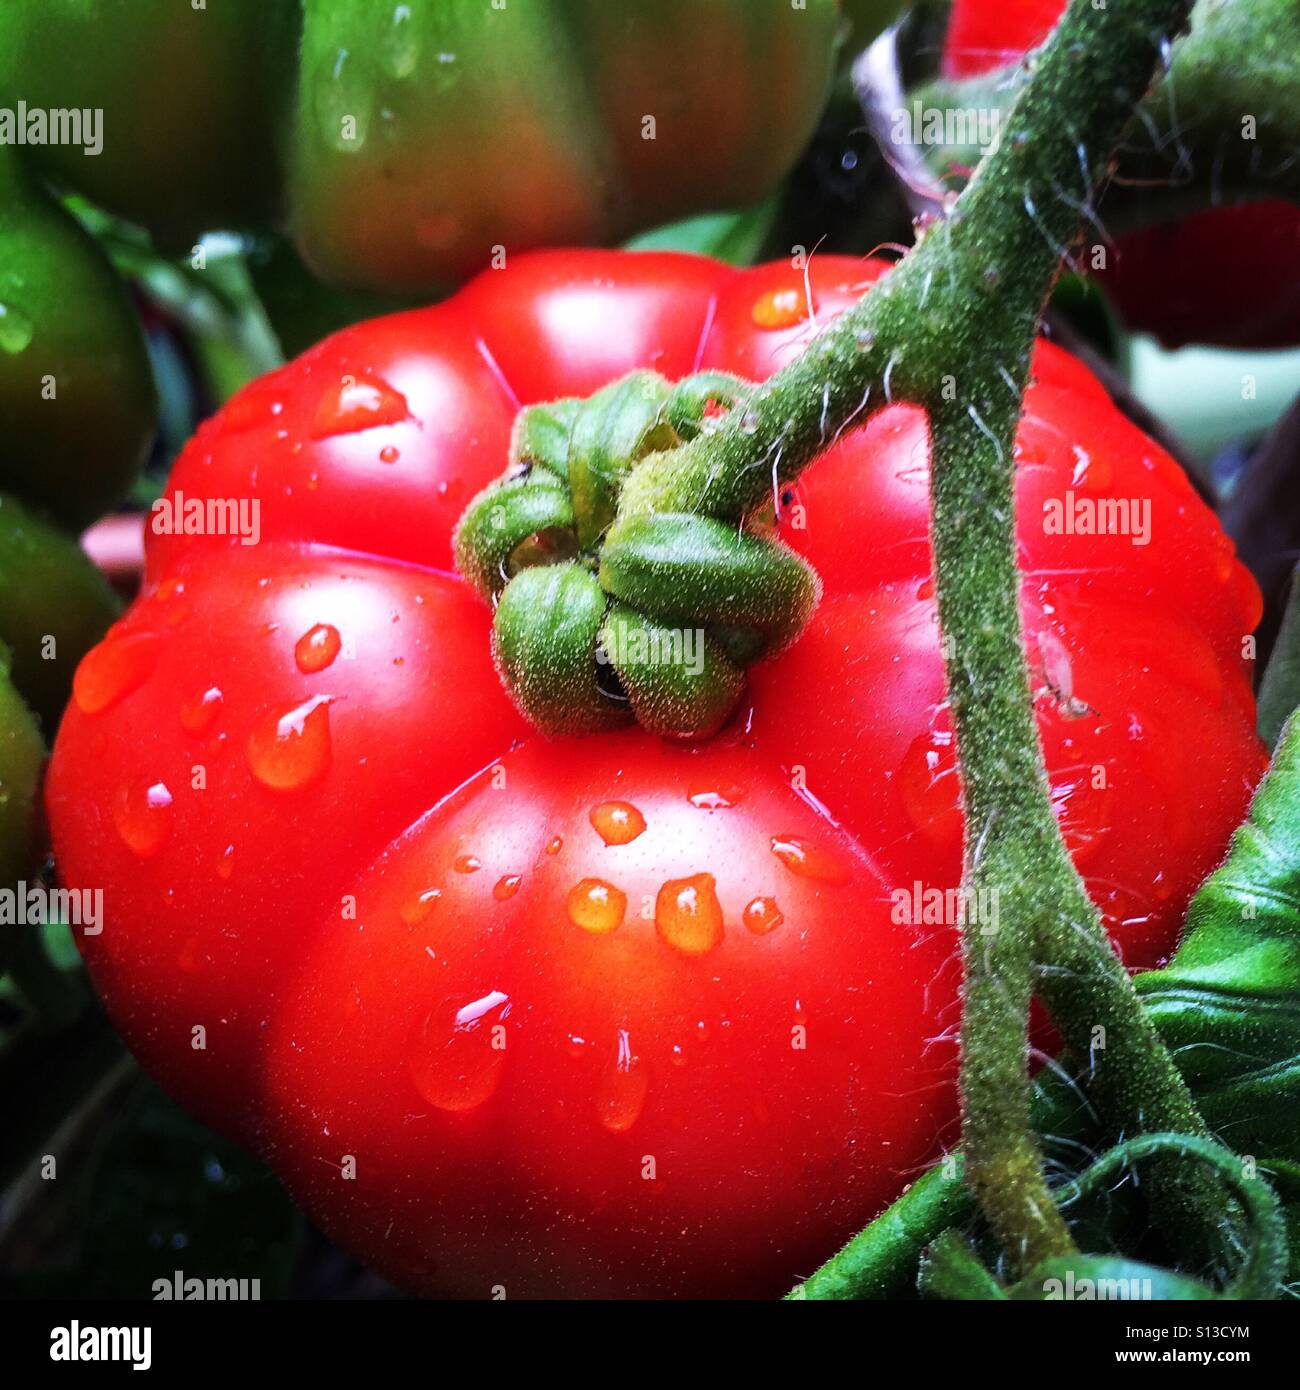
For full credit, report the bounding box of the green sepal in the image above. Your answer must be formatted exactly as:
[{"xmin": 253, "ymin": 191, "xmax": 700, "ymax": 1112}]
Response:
[
  {"xmin": 601, "ymin": 602, "xmax": 743, "ymax": 740},
  {"xmin": 568, "ymin": 372, "xmax": 676, "ymax": 549},
  {"xmin": 491, "ymin": 563, "xmax": 629, "ymax": 736},
  {"xmin": 452, "ymin": 475, "xmax": 575, "ymax": 601},
  {"xmin": 665, "ymin": 371, "xmax": 752, "ymax": 441},
  {"xmin": 600, "ymin": 512, "xmax": 820, "ymax": 656},
  {"xmin": 917, "ymin": 1230, "xmax": 1008, "ymax": 1300},
  {"xmin": 510, "ymin": 398, "xmax": 582, "ymax": 482}
]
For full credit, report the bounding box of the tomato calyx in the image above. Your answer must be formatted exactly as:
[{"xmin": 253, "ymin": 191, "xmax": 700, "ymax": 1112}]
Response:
[{"xmin": 453, "ymin": 369, "xmax": 821, "ymax": 739}]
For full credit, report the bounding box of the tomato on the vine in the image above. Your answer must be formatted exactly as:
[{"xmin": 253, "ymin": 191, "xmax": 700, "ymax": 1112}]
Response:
[{"xmin": 47, "ymin": 251, "xmax": 1264, "ymax": 1297}]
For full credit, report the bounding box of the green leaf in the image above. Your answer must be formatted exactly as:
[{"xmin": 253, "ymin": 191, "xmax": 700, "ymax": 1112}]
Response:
[{"xmin": 625, "ymin": 198, "xmax": 779, "ymax": 266}]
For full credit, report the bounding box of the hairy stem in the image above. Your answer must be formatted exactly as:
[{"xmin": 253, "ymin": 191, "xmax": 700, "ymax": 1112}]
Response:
[
  {"xmin": 906, "ymin": 0, "xmax": 1300, "ymax": 233},
  {"xmin": 620, "ymin": 0, "xmax": 1212, "ymax": 1271}
]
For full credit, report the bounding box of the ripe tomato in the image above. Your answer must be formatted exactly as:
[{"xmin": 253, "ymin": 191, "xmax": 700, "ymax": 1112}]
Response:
[
  {"xmin": 942, "ymin": 0, "xmax": 1300, "ymax": 348},
  {"xmin": 47, "ymin": 251, "xmax": 1264, "ymax": 1297}
]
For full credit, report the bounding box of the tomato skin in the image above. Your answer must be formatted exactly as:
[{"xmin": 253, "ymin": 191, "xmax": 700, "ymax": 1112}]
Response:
[
  {"xmin": 47, "ymin": 251, "xmax": 1264, "ymax": 1297},
  {"xmin": 266, "ymin": 736, "xmax": 960, "ymax": 1298},
  {"xmin": 942, "ymin": 0, "xmax": 1300, "ymax": 348}
]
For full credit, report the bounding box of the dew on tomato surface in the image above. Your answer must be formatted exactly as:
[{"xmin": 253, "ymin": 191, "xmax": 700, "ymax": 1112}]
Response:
[
  {"xmin": 453, "ymin": 854, "xmax": 481, "ymax": 874},
  {"xmin": 215, "ymin": 845, "xmax": 235, "ymax": 881},
  {"xmin": 73, "ymin": 631, "xmax": 161, "ymax": 715},
  {"xmin": 310, "ymin": 374, "xmax": 410, "ymax": 439},
  {"xmin": 898, "ymin": 727, "xmax": 963, "ymax": 848},
  {"xmin": 597, "ymin": 1030, "xmax": 649, "ymax": 1134},
  {"xmin": 544, "ymin": 835, "xmax": 563, "ymax": 856},
  {"xmin": 686, "ymin": 782, "xmax": 744, "ymax": 810},
  {"xmin": 493, "ymin": 873, "xmax": 522, "ymax": 901},
  {"xmin": 223, "ymin": 383, "xmax": 283, "ymax": 433},
  {"xmin": 406, "ymin": 990, "xmax": 510, "ymax": 1113},
  {"xmin": 589, "ymin": 800, "xmax": 646, "ymax": 845},
  {"xmin": 155, "ymin": 578, "xmax": 191, "ymax": 628},
  {"xmin": 113, "ymin": 779, "xmax": 174, "ymax": 859},
  {"xmin": 179, "ymin": 685, "xmax": 223, "ymax": 734},
  {"xmin": 566, "ymin": 878, "xmax": 626, "ymax": 935},
  {"xmin": 742, "ymin": 896, "xmax": 784, "ymax": 935},
  {"xmin": 1069, "ymin": 444, "xmax": 1112, "ymax": 490},
  {"xmin": 751, "ymin": 286, "xmax": 812, "ymax": 331},
  {"xmin": 400, "ymin": 887, "xmax": 441, "ymax": 925},
  {"xmin": 769, "ymin": 835, "xmax": 852, "ymax": 886},
  {"xmin": 655, "ymin": 873, "xmax": 724, "ymax": 955},
  {"xmin": 294, "ymin": 623, "xmax": 342, "ymax": 674},
  {"xmin": 379, "ymin": 445, "xmax": 401, "ymax": 464},
  {"xmin": 245, "ymin": 696, "xmax": 333, "ymax": 791}
]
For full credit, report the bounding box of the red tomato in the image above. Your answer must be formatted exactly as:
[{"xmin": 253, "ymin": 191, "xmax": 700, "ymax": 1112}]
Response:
[
  {"xmin": 942, "ymin": 0, "xmax": 1300, "ymax": 348},
  {"xmin": 47, "ymin": 251, "xmax": 1265, "ymax": 1298}
]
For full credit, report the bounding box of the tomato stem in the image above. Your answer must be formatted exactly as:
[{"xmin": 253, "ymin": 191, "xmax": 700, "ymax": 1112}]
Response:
[{"xmin": 623, "ymin": 0, "xmax": 1219, "ymax": 1274}]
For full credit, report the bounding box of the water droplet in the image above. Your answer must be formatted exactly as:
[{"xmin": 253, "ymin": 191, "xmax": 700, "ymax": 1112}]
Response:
[
  {"xmin": 0, "ymin": 301, "xmax": 34, "ymax": 354},
  {"xmin": 223, "ymin": 383, "xmax": 283, "ymax": 432},
  {"xmin": 216, "ymin": 844, "xmax": 235, "ymax": 880},
  {"xmin": 180, "ymin": 686, "xmax": 223, "ymax": 734},
  {"xmin": 155, "ymin": 577, "xmax": 191, "ymax": 627},
  {"xmin": 743, "ymin": 896, "xmax": 784, "ymax": 934},
  {"xmin": 453, "ymin": 854, "xmax": 481, "ymax": 874},
  {"xmin": 751, "ymin": 286, "xmax": 812, "ymax": 331},
  {"xmin": 407, "ymin": 990, "xmax": 510, "ymax": 1113},
  {"xmin": 769, "ymin": 835, "xmax": 852, "ymax": 885},
  {"xmin": 73, "ymin": 631, "xmax": 161, "ymax": 715},
  {"xmin": 687, "ymin": 782, "xmax": 744, "ymax": 810},
  {"xmin": 898, "ymin": 729, "xmax": 963, "ymax": 848},
  {"xmin": 400, "ymin": 888, "xmax": 441, "ymax": 925},
  {"xmin": 379, "ymin": 445, "xmax": 400, "ymax": 464},
  {"xmin": 655, "ymin": 873, "xmax": 724, "ymax": 955},
  {"xmin": 855, "ymin": 329, "xmax": 876, "ymax": 352},
  {"xmin": 295, "ymin": 623, "xmax": 342, "ymax": 673},
  {"xmin": 589, "ymin": 800, "xmax": 646, "ymax": 845},
  {"xmin": 113, "ymin": 780, "xmax": 174, "ymax": 858},
  {"xmin": 383, "ymin": 3, "xmax": 420, "ymax": 77},
  {"xmin": 1069, "ymin": 444, "xmax": 1111, "ymax": 490},
  {"xmin": 311, "ymin": 374, "xmax": 410, "ymax": 439},
  {"xmin": 597, "ymin": 1029, "xmax": 649, "ymax": 1133},
  {"xmin": 544, "ymin": 835, "xmax": 563, "ymax": 856},
  {"xmin": 246, "ymin": 696, "xmax": 333, "ymax": 791},
  {"xmin": 567, "ymin": 878, "xmax": 626, "ymax": 935},
  {"xmin": 493, "ymin": 873, "xmax": 522, "ymax": 901}
]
